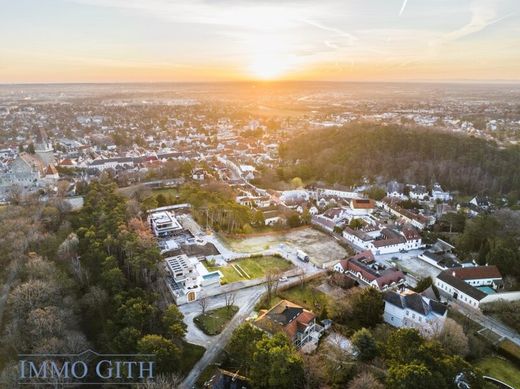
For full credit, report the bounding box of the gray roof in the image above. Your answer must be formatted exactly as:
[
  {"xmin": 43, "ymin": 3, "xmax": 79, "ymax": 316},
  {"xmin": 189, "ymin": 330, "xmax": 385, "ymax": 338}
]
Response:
[{"xmin": 437, "ymin": 271, "xmax": 487, "ymax": 301}]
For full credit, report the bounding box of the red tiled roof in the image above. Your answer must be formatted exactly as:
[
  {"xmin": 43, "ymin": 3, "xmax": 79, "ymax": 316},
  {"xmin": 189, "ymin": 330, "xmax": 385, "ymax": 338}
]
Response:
[{"xmin": 451, "ymin": 266, "xmax": 502, "ymax": 280}]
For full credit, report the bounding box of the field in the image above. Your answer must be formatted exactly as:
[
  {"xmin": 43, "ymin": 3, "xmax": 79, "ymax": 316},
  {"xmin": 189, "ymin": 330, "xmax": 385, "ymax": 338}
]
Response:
[
  {"xmin": 257, "ymin": 277, "xmax": 334, "ymax": 314},
  {"xmin": 223, "ymin": 227, "xmax": 349, "ymax": 267},
  {"xmin": 475, "ymin": 356, "xmax": 520, "ymax": 389},
  {"xmin": 204, "ymin": 255, "xmax": 293, "ymax": 284},
  {"xmin": 193, "ymin": 306, "xmax": 239, "ymax": 335}
]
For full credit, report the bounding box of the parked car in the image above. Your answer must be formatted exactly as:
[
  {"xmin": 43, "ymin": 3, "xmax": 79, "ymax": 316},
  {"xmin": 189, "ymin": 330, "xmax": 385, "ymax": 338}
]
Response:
[{"xmin": 279, "ymin": 276, "xmax": 288, "ymax": 282}]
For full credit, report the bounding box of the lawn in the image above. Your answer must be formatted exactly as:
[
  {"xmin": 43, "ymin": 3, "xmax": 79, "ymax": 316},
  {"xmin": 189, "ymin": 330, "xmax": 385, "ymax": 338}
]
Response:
[
  {"xmin": 475, "ymin": 355, "xmax": 520, "ymax": 389},
  {"xmin": 204, "ymin": 255, "xmax": 293, "ymax": 284},
  {"xmin": 257, "ymin": 278, "xmax": 332, "ymax": 314},
  {"xmin": 178, "ymin": 341, "xmax": 206, "ymax": 376},
  {"xmin": 194, "ymin": 305, "xmax": 239, "ymax": 335},
  {"xmin": 193, "ymin": 305, "xmax": 238, "ymax": 336}
]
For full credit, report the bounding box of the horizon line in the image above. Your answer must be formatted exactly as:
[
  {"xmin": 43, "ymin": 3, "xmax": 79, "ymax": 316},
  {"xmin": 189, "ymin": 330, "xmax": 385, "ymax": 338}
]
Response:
[{"xmin": 2, "ymin": 79, "xmax": 520, "ymax": 87}]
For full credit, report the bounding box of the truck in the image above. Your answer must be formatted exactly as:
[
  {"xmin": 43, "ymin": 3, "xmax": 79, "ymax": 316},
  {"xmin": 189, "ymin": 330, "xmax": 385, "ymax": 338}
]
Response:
[{"xmin": 296, "ymin": 249, "xmax": 310, "ymax": 263}]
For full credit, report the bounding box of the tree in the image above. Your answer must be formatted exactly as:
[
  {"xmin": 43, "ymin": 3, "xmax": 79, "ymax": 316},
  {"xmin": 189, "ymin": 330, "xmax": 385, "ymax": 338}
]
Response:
[
  {"xmin": 137, "ymin": 335, "xmax": 180, "ymax": 373},
  {"xmin": 350, "ymin": 287, "xmax": 384, "ymax": 328},
  {"xmin": 290, "ymin": 177, "xmax": 303, "ymax": 189},
  {"xmin": 250, "ymin": 333, "xmax": 305, "ymax": 388},
  {"xmin": 348, "ymin": 371, "xmax": 384, "ymax": 389},
  {"xmin": 226, "ymin": 323, "xmax": 264, "ymax": 373},
  {"xmin": 386, "ymin": 363, "xmax": 436, "ymax": 389},
  {"xmin": 384, "ymin": 328, "xmax": 424, "ymax": 364},
  {"xmin": 198, "ymin": 295, "xmax": 208, "ymax": 315},
  {"xmin": 224, "ymin": 292, "xmax": 236, "ymax": 311},
  {"xmin": 349, "ymin": 218, "xmax": 364, "ymax": 230},
  {"xmin": 264, "ymin": 270, "xmax": 281, "ymax": 306},
  {"xmin": 162, "ymin": 305, "xmax": 187, "ymax": 340},
  {"xmin": 156, "ymin": 193, "xmax": 168, "ymax": 207},
  {"xmin": 351, "ymin": 328, "xmax": 378, "ymax": 361},
  {"xmin": 434, "ymin": 318, "xmax": 469, "ymax": 356}
]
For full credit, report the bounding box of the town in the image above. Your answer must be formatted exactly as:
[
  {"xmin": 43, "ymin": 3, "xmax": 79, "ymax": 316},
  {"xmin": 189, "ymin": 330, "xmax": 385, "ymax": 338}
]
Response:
[{"xmin": 1, "ymin": 83, "xmax": 520, "ymax": 389}]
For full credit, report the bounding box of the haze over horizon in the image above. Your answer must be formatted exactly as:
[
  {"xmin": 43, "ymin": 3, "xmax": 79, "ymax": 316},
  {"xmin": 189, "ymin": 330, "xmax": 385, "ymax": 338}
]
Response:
[{"xmin": 1, "ymin": 0, "xmax": 519, "ymax": 83}]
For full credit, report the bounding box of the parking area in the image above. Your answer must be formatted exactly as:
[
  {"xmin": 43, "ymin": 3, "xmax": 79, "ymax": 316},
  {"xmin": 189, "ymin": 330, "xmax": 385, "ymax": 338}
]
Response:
[{"xmin": 374, "ymin": 249, "xmax": 442, "ymax": 280}]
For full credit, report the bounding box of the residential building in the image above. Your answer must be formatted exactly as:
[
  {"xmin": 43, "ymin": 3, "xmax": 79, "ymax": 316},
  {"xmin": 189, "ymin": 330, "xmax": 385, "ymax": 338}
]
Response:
[
  {"xmin": 148, "ymin": 210, "xmax": 183, "ymax": 237},
  {"xmin": 431, "ymin": 183, "xmax": 451, "ymax": 202},
  {"xmin": 333, "ymin": 251, "xmax": 405, "ymax": 290},
  {"xmin": 383, "ymin": 289, "xmax": 448, "ymax": 335},
  {"xmin": 164, "ymin": 254, "xmax": 221, "ymax": 304},
  {"xmin": 254, "ymin": 300, "xmax": 324, "ymax": 349}
]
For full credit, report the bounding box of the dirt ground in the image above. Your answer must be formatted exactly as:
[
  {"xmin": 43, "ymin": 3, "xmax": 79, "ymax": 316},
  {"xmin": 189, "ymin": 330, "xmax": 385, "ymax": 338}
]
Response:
[{"xmin": 225, "ymin": 227, "xmax": 349, "ymax": 267}]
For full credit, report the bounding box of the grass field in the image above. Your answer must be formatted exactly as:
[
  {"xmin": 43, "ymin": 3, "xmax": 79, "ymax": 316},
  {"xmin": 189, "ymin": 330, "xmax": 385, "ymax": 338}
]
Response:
[
  {"xmin": 204, "ymin": 255, "xmax": 293, "ymax": 284},
  {"xmin": 194, "ymin": 306, "xmax": 239, "ymax": 336},
  {"xmin": 257, "ymin": 278, "xmax": 332, "ymax": 314},
  {"xmin": 475, "ymin": 355, "xmax": 520, "ymax": 389}
]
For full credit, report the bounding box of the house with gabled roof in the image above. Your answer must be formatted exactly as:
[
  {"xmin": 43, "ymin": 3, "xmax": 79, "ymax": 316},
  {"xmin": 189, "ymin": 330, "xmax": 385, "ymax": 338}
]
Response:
[
  {"xmin": 253, "ymin": 300, "xmax": 324, "ymax": 349},
  {"xmin": 435, "ymin": 266, "xmax": 505, "ymax": 309},
  {"xmin": 383, "ymin": 289, "xmax": 448, "ymax": 335},
  {"xmin": 334, "ymin": 251, "xmax": 405, "ymax": 290}
]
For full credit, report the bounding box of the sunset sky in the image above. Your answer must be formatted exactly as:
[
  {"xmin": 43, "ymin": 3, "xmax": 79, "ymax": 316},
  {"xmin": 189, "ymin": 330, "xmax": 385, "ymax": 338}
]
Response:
[{"xmin": 1, "ymin": 0, "xmax": 519, "ymax": 83}]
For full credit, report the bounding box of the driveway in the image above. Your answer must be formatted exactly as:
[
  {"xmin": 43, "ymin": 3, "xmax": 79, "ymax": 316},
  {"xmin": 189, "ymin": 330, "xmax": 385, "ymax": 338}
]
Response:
[{"xmin": 180, "ymin": 285, "xmax": 265, "ymax": 389}]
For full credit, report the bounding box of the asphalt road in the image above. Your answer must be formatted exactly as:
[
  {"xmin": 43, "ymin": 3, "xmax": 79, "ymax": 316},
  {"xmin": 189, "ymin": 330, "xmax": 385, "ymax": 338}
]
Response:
[{"xmin": 180, "ymin": 285, "xmax": 265, "ymax": 389}]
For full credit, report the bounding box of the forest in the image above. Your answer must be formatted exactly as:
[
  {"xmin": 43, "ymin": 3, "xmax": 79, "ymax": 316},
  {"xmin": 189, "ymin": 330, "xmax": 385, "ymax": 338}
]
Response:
[
  {"xmin": 0, "ymin": 180, "xmax": 201, "ymax": 386},
  {"xmin": 277, "ymin": 124, "xmax": 520, "ymax": 196}
]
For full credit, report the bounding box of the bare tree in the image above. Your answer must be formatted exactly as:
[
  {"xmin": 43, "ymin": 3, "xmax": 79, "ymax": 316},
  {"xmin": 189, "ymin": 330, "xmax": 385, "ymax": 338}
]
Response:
[
  {"xmin": 348, "ymin": 371, "xmax": 384, "ymax": 389},
  {"xmin": 137, "ymin": 373, "xmax": 182, "ymax": 389},
  {"xmin": 265, "ymin": 270, "xmax": 281, "ymax": 306},
  {"xmin": 297, "ymin": 268, "xmax": 306, "ymax": 288},
  {"xmin": 434, "ymin": 318, "xmax": 469, "ymax": 356},
  {"xmin": 224, "ymin": 292, "xmax": 236, "ymax": 311},
  {"xmin": 198, "ymin": 294, "xmax": 208, "ymax": 315}
]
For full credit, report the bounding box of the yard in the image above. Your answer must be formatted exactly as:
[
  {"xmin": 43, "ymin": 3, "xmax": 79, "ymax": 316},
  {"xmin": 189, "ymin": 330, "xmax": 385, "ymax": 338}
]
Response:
[
  {"xmin": 194, "ymin": 306, "xmax": 239, "ymax": 336},
  {"xmin": 257, "ymin": 277, "xmax": 333, "ymax": 315},
  {"xmin": 204, "ymin": 255, "xmax": 293, "ymax": 284},
  {"xmin": 475, "ymin": 355, "xmax": 520, "ymax": 389}
]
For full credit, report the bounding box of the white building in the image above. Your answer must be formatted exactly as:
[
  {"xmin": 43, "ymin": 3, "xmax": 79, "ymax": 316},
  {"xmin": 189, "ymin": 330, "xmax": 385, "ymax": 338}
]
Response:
[
  {"xmin": 431, "ymin": 183, "xmax": 451, "ymax": 202},
  {"xmin": 164, "ymin": 254, "xmax": 221, "ymax": 304},
  {"xmin": 383, "ymin": 289, "xmax": 447, "ymax": 336},
  {"xmin": 435, "ymin": 266, "xmax": 504, "ymax": 309},
  {"xmin": 148, "ymin": 210, "xmax": 183, "ymax": 237}
]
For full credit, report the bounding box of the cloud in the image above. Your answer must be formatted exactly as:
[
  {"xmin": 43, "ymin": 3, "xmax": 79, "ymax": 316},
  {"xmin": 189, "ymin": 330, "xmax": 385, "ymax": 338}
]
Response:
[
  {"xmin": 399, "ymin": 0, "xmax": 408, "ymax": 16},
  {"xmin": 440, "ymin": 0, "xmax": 513, "ymax": 43}
]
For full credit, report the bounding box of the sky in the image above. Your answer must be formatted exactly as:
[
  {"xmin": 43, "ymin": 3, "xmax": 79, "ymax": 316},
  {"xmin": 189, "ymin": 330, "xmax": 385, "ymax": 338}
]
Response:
[{"xmin": 0, "ymin": 0, "xmax": 519, "ymax": 83}]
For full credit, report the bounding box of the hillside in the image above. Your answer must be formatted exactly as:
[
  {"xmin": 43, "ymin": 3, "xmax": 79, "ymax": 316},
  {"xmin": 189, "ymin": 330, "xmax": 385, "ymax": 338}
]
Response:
[{"xmin": 278, "ymin": 124, "xmax": 520, "ymax": 196}]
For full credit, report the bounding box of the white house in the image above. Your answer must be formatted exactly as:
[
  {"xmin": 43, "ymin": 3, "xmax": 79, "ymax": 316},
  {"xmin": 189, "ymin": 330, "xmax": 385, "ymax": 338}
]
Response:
[
  {"xmin": 431, "ymin": 183, "xmax": 451, "ymax": 202},
  {"xmin": 383, "ymin": 289, "xmax": 448, "ymax": 336},
  {"xmin": 164, "ymin": 254, "xmax": 221, "ymax": 305},
  {"xmin": 409, "ymin": 185, "xmax": 428, "ymax": 201},
  {"xmin": 148, "ymin": 210, "xmax": 183, "ymax": 237}
]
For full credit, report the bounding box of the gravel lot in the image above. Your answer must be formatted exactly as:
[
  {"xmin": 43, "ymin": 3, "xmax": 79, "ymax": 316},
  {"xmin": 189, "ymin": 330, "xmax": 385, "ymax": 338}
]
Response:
[{"xmin": 225, "ymin": 227, "xmax": 349, "ymax": 268}]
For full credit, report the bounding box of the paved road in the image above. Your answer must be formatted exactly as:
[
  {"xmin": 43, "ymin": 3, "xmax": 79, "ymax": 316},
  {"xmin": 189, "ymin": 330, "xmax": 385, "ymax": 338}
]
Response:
[
  {"xmin": 180, "ymin": 286, "xmax": 265, "ymax": 389},
  {"xmin": 450, "ymin": 299, "xmax": 520, "ymax": 346}
]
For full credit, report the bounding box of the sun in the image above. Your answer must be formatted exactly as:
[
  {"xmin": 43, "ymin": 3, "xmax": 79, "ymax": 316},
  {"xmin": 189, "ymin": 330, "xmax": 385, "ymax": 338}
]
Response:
[{"xmin": 248, "ymin": 57, "xmax": 289, "ymax": 80}]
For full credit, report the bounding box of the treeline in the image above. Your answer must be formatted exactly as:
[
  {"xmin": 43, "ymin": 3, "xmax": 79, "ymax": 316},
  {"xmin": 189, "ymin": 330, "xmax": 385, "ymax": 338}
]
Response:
[
  {"xmin": 456, "ymin": 210, "xmax": 520, "ymax": 282},
  {"xmin": 0, "ymin": 200, "xmax": 88, "ymax": 385},
  {"xmin": 70, "ymin": 181, "xmax": 200, "ymax": 375},
  {"xmin": 278, "ymin": 124, "xmax": 520, "ymax": 196}
]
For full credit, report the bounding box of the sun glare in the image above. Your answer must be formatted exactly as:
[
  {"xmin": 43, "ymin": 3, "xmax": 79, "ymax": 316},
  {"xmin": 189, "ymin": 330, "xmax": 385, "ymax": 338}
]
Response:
[{"xmin": 248, "ymin": 57, "xmax": 290, "ymax": 80}]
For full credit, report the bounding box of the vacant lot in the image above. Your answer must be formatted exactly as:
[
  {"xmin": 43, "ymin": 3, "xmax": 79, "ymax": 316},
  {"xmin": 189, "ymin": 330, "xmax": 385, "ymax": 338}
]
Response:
[
  {"xmin": 204, "ymin": 255, "xmax": 293, "ymax": 284},
  {"xmin": 193, "ymin": 305, "xmax": 239, "ymax": 336},
  {"xmin": 475, "ymin": 356, "xmax": 520, "ymax": 389},
  {"xmin": 224, "ymin": 227, "xmax": 349, "ymax": 267}
]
